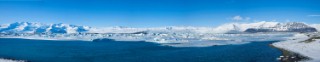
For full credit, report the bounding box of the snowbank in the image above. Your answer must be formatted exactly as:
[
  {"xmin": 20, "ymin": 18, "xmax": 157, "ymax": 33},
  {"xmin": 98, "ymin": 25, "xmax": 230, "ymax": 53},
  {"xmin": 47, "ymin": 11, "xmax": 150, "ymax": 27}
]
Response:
[{"xmin": 273, "ymin": 33, "xmax": 320, "ymax": 62}]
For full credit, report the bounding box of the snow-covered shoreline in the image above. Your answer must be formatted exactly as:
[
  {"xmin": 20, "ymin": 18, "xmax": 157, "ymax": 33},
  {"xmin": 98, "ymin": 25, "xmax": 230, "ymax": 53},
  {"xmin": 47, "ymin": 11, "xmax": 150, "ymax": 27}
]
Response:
[{"xmin": 272, "ymin": 33, "xmax": 320, "ymax": 62}]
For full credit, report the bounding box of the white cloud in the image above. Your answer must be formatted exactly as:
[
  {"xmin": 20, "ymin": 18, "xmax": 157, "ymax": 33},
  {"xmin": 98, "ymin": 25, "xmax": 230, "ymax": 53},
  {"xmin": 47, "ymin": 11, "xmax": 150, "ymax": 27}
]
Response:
[
  {"xmin": 232, "ymin": 15, "xmax": 243, "ymax": 21},
  {"xmin": 308, "ymin": 15, "xmax": 320, "ymax": 17},
  {"xmin": 245, "ymin": 17, "xmax": 251, "ymax": 20},
  {"xmin": 231, "ymin": 15, "xmax": 250, "ymax": 21}
]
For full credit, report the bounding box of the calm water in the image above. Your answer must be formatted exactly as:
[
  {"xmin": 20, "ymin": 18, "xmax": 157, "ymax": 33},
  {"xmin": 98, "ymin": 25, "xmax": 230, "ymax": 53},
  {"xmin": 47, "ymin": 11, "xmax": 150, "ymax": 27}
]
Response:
[{"xmin": 0, "ymin": 38, "xmax": 282, "ymax": 62}]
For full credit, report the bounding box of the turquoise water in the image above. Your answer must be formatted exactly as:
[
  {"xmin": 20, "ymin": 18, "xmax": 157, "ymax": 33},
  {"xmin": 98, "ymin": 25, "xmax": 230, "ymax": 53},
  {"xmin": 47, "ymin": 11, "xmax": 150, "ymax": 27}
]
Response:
[{"xmin": 0, "ymin": 38, "xmax": 282, "ymax": 62}]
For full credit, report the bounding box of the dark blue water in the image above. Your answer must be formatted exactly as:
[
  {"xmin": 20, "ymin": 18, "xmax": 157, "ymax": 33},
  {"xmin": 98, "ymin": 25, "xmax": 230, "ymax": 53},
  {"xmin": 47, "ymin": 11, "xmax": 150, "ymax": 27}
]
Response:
[{"xmin": 0, "ymin": 38, "xmax": 282, "ymax": 62}]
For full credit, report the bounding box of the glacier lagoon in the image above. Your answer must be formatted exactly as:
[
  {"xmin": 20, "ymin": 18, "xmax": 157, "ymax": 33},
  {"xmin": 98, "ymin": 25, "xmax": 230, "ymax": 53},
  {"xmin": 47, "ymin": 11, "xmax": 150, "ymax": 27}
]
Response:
[{"xmin": 0, "ymin": 38, "xmax": 283, "ymax": 62}]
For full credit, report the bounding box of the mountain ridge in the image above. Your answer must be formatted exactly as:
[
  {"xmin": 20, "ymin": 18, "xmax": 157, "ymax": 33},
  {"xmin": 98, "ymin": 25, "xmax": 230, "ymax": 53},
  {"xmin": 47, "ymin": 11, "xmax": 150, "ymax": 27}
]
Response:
[
  {"xmin": 245, "ymin": 22, "xmax": 317, "ymax": 33},
  {"xmin": 0, "ymin": 21, "xmax": 318, "ymax": 34},
  {"xmin": 0, "ymin": 22, "xmax": 91, "ymax": 34}
]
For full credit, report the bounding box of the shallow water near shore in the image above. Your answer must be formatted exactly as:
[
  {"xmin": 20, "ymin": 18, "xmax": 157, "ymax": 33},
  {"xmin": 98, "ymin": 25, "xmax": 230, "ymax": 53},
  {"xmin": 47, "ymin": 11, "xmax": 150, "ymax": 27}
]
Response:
[{"xmin": 0, "ymin": 38, "xmax": 282, "ymax": 62}]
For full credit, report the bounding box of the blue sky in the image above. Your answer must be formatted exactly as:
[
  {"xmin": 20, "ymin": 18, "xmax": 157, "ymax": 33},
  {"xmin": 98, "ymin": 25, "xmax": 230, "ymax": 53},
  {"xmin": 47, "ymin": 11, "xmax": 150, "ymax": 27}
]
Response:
[{"xmin": 0, "ymin": 0, "xmax": 320, "ymax": 27}]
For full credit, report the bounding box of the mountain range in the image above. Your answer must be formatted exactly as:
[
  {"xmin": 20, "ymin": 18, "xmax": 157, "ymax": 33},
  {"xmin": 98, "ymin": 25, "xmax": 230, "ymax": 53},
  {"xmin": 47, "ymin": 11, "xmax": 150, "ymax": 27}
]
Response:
[
  {"xmin": 0, "ymin": 22, "xmax": 91, "ymax": 33},
  {"xmin": 0, "ymin": 22, "xmax": 318, "ymax": 34}
]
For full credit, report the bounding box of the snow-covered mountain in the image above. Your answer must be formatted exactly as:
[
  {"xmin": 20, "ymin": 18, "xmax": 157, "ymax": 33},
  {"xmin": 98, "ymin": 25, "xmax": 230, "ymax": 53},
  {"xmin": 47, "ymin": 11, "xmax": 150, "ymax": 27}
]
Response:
[
  {"xmin": 0, "ymin": 21, "xmax": 318, "ymax": 34},
  {"xmin": 245, "ymin": 22, "xmax": 317, "ymax": 33},
  {"xmin": 0, "ymin": 22, "xmax": 215, "ymax": 34},
  {"xmin": 0, "ymin": 22, "xmax": 91, "ymax": 34}
]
